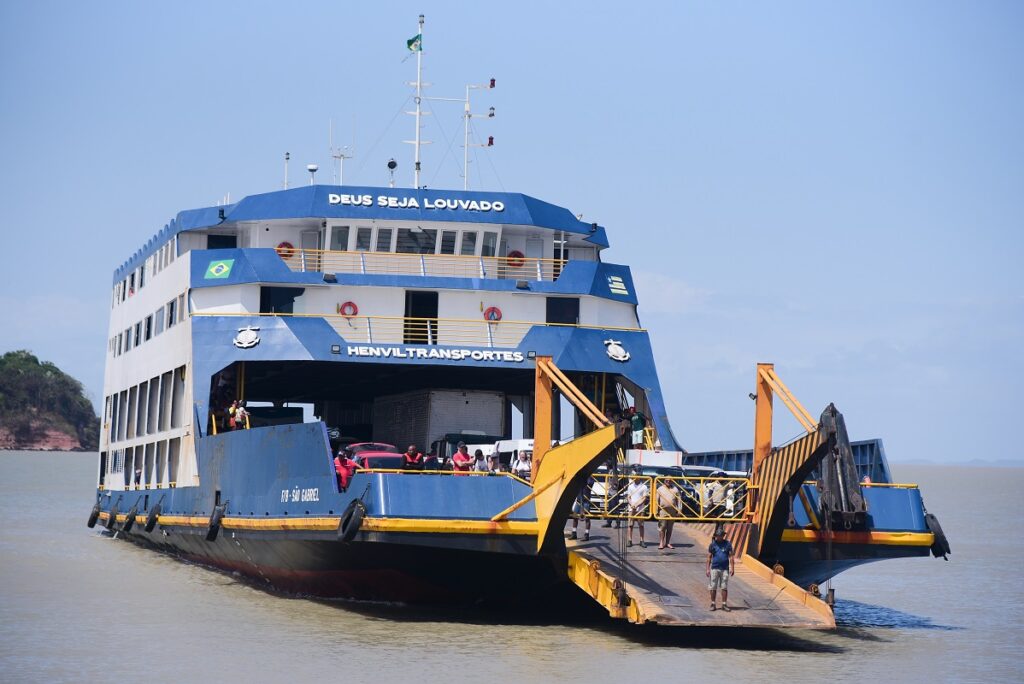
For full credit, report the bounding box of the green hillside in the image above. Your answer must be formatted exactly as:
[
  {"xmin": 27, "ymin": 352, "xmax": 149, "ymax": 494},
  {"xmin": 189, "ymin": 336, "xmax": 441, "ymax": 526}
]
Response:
[{"xmin": 0, "ymin": 350, "xmax": 99, "ymax": 451}]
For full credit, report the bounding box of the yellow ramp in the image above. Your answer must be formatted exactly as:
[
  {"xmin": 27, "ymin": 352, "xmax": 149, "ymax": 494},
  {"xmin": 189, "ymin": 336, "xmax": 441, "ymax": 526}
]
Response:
[{"xmin": 566, "ymin": 524, "xmax": 835, "ymax": 629}]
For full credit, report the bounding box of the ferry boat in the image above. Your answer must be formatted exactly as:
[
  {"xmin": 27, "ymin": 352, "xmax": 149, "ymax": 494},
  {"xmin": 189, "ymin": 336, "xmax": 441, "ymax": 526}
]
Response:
[{"xmin": 88, "ymin": 20, "xmax": 948, "ymax": 627}]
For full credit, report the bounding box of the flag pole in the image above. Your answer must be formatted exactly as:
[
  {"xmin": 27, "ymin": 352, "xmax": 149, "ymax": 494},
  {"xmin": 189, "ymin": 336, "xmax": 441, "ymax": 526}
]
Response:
[{"xmin": 413, "ymin": 13, "xmax": 424, "ymax": 189}]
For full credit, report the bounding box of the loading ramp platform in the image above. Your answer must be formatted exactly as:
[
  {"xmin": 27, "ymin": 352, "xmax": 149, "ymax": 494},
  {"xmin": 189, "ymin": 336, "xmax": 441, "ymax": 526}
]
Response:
[{"xmin": 565, "ymin": 523, "xmax": 835, "ymax": 629}]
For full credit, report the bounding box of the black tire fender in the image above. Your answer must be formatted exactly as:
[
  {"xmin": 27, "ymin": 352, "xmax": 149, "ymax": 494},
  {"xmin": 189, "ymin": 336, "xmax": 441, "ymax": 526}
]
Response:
[
  {"xmin": 338, "ymin": 499, "xmax": 366, "ymax": 543},
  {"xmin": 122, "ymin": 505, "xmax": 138, "ymax": 533},
  {"xmin": 104, "ymin": 503, "xmax": 119, "ymax": 530},
  {"xmin": 206, "ymin": 503, "xmax": 227, "ymax": 542},
  {"xmin": 87, "ymin": 503, "xmax": 101, "ymax": 529},
  {"xmin": 144, "ymin": 503, "xmax": 162, "ymax": 533}
]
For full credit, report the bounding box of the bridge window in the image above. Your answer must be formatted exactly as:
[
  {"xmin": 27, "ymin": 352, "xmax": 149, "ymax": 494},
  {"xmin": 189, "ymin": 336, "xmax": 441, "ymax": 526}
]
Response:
[
  {"xmin": 396, "ymin": 228, "xmax": 438, "ymax": 254},
  {"xmin": 375, "ymin": 227, "xmax": 393, "ymax": 252},
  {"xmin": 482, "ymin": 232, "xmax": 498, "ymax": 257},
  {"xmin": 329, "ymin": 225, "xmax": 350, "ymax": 250},
  {"xmin": 440, "ymin": 230, "xmax": 457, "ymax": 255},
  {"xmin": 355, "ymin": 227, "xmax": 372, "ymax": 251},
  {"xmin": 460, "ymin": 231, "xmax": 477, "ymax": 255}
]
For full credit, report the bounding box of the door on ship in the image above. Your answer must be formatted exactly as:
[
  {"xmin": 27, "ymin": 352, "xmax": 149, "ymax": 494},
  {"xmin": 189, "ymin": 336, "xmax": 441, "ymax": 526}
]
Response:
[
  {"xmin": 546, "ymin": 297, "xmax": 580, "ymax": 325},
  {"xmin": 404, "ymin": 291, "xmax": 438, "ymax": 344}
]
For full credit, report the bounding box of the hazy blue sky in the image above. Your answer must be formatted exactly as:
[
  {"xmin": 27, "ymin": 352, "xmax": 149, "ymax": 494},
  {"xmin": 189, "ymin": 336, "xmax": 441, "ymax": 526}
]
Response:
[{"xmin": 1, "ymin": 2, "xmax": 1020, "ymax": 464}]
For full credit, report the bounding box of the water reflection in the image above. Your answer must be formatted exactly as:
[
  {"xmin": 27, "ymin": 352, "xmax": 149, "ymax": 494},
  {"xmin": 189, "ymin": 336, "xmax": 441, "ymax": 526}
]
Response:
[{"xmin": 834, "ymin": 599, "xmax": 959, "ymax": 630}]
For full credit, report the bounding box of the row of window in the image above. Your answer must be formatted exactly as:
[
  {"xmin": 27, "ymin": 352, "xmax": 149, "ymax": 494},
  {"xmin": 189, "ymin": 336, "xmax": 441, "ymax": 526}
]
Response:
[
  {"xmin": 105, "ymin": 365, "xmax": 187, "ymax": 445},
  {"xmin": 109, "ymin": 292, "xmax": 186, "ymax": 357},
  {"xmin": 112, "ymin": 239, "xmax": 177, "ymax": 308},
  {"xmin": 327, "ymin": 225, "xmax": 499, "ymax": 257},
  {"xmin": 100, "ymin": 437, "xmax": 182, "ymax": 489}
]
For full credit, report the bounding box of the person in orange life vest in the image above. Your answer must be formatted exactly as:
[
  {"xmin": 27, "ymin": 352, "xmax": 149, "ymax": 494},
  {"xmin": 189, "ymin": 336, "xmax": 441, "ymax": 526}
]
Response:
[
  {"xmin": 334, "ymin": 450, "xmax": 360, "ymax": 491},
  {"xmin": 452, "ymin": 442, "xmax": 474, "ymax": 474},
  {"xmin": 226, "ymin": 400, "xmax": 239, "ymax": 430},
  {"xmin": 403, "ymin": 444, "xmax": 424, "ymax": 471}
]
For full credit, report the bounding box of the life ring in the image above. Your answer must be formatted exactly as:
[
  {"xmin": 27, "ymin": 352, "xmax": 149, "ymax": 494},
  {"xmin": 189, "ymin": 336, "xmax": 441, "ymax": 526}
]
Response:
[
  {"xmin": 206, "ymin": 503, "xmax": 227, "ymax": 542},
  {"xmin": 506, "ymin": 250, "xmax": 525, "ymax": 268},
  {"xmin": 144, "ymin": 503, "xmax": 162, "ymax": 533},
  {"xmin": 275, "ymin": 241, "xmax": 296, "ymax": 259},
  {"xmin": 86, "ymin": 503, "xmax": 101, "ymax": 528},
  {"xmin": 483, "ymin": 306, "xmax": 503, "ymax": 322},
  {"xmin": 337, "ymin": 301, "xmax": 359, "ymax": 318},
  {"xmin": 338, "ymin": 499, "xmax": 366, "ymax": 543}
]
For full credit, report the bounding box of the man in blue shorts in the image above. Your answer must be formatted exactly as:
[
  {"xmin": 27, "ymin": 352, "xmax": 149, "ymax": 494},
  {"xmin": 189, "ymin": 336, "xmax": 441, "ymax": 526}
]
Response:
[{"xmin": 706, "ymin": 526, "xmax": 735, "ymax": 611}]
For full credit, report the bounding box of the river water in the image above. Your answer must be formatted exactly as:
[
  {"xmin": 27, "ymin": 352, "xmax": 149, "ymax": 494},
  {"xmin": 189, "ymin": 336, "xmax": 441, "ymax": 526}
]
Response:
[{"xmin": 0, "ymin": 452, "xmax": 1019, "ymax": 683}]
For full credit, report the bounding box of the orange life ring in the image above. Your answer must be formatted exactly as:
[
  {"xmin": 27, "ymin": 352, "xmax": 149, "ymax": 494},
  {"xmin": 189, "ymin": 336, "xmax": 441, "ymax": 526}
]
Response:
[
  {"xmin": 337, "ymin": 301, "xmax": 359, "ymax": 317},
  {"xmin": 483, "ymin": 306, "xmax": 502, "ymax": 322},
  {"xmin": 275, "ymin": 241, "xmax": 295, "ymax": 259},
  {"xmin": 506, "ymin": 250, "xmax": 525, "ymax": 268}
]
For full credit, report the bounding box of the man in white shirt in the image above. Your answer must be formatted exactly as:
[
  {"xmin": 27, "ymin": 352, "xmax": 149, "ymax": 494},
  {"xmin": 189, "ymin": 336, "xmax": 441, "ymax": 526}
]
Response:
[{"xmin": 626, "ymin": 469, "xmax": 649, "ymax": 548}]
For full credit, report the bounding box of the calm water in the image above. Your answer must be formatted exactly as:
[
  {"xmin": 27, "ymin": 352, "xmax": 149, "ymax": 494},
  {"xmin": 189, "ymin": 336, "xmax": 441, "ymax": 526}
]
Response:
[{"xmin": 0, "ymin": 452, "xmax": 1020, "ymax": 683}]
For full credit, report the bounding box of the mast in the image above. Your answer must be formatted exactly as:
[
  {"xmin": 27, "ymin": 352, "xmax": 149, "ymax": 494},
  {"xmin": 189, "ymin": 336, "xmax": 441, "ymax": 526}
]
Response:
[{"xmin": 413, "ymin": 13, "xmax": 424, "ymax": 188}]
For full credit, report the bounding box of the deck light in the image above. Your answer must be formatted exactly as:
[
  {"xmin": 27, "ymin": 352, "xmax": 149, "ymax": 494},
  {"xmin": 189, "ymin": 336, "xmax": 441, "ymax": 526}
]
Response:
[
  {"xmin": 488, "ymin": 106, "xmax": 495, "ymax": 118},
  {"xmin": 489, "ymin": 78, "xmax": 496, "ymax": 88},
  {"xmin": 330, "ymin": 344, "xmax": 341, "ymax": 354},
  {"xmin": 323, "ymin": 273, "xmax": 337, "ymax": 283},
  {"xmin": 527, "ymin": 351, "xmax": 536, "ymax": 359},
  {"xmin": 515, "ymin": 280, "xmax": 529, "ymax": 289},
  {"xmin": 487, "ymin": 136, "xmax": 494, "ymax": 146},
  {"xmin": 307, "ymin": 164, "xmax": 318, "ymax": 185}
]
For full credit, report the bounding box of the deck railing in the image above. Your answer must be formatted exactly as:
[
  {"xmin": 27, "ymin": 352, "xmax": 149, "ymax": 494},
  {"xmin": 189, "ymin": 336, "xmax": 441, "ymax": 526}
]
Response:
[
  {"xmin": 577, "ymin": 474, "xmax": 755, "ymax": 522},
  {"xmin": 193, "ymin": 312, "xmax": 643, "ymax": 349},
  {"xmin": 284, "ymin": 248, "xmax": 566, "ymax": 282}
]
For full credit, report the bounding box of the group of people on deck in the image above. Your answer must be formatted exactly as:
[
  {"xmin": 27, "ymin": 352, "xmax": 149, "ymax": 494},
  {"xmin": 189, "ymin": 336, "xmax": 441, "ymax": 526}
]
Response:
[{"xmin": 332, "ymin": 441, "xmax": 535, "ymax": 491}]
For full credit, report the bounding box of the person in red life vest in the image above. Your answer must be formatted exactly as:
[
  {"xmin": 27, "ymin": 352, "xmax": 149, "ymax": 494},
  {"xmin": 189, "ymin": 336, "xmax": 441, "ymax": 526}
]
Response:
[
  {"xmin": 452, "ymin": 442, "xmax": 474, "ymax": 474},
  {"xmin": 334, "ymin": 450, "xmax": 360, "ymax": 491},
  {"xmin": 403, "ymin": 444, "xmax": 424, "ymax": 471}
]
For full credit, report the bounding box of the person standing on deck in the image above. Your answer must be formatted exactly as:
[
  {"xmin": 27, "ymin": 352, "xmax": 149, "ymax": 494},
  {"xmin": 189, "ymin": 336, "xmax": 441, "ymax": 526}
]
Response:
[
  {"xmin": 403, "ymin": 445, "xmax": 424, "ymax": 471},
  {"xmin": 626, "ymin": 468, "xmax": 649, "ymax": 548},
  {"xmin": 473, "ymin": 449, "xmax": 487, "ymax": 472},
  {"xmin": 452, "ymin": 442, "xmax": 474, "ymax": 474},
  {"xmin": 628, "ymin": 406, "xmax": 648, "ymax": 449},
  {"xmin": 335, "ymin": 450, "xmax": 360, "ymax": 491},
  {"xmin": 656, "ymin": 479, "xmax": 681, "ymax": 550},
  {"xmin": 512, "ymin": 450, "xmax": 532, "ymax": 480},
  {"xmin": 707, "ymin": 526, "xmax": 735, "ymax": 611}
]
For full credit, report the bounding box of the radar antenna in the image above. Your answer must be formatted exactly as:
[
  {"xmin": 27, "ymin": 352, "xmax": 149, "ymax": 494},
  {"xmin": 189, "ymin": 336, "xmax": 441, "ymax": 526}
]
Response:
[{"xmin": 329, "ymin": 118, "xmax": 354, "ymax": 185}]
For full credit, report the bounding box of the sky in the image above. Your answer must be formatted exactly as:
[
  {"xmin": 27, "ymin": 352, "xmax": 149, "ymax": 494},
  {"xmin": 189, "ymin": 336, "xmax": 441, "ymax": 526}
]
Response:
[{"xmin": 1, "ymin": 2, "xmax": 1021, "ymax": 464}]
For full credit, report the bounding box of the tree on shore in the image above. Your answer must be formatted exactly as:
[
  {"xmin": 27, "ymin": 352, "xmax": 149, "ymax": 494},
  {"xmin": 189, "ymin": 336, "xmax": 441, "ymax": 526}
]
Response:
[{"xmin": 0, "ymin": 350, "xmax": 99, "ymax": 450}]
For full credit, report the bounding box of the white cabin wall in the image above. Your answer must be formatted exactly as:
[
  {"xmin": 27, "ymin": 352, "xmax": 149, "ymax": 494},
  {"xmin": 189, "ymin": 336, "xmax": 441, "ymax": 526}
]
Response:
[{"xmin": 190, "ymin": 285, "xmax": 260, "ymax": 314}]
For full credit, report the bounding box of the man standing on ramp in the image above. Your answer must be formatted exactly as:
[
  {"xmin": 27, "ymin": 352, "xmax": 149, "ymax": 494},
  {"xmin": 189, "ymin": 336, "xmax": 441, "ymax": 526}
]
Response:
[{"xmin": 706, "ymin": 526, "xmax": 735, "ymax": 611}]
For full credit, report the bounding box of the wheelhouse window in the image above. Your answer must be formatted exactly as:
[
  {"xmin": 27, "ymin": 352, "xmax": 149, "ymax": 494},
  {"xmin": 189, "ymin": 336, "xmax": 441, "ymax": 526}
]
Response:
[
  {"xmin": 439, "ymin": 230, "xmax": 457, "ymax": 255},
  {"xmin": 460, "ymin": 231, "xmax": 477, "ymax": 256},
  {"xmin": 329, "ymin": 226, "xmax": 350, "ymax": 251},
  {"xmin": 355, "ymin": 227, "xmax": 372, "ymax": 251},
  {"xmin": 375, "ymin": 227, "xmax": 393, "ymax": 252},
  {"xmin": 481, "ymin": 231, "xmax": 498, "ymax": 257},
  {"xmin": 396, "ymin": 227, "xmax": 438, "ymax": 254}
]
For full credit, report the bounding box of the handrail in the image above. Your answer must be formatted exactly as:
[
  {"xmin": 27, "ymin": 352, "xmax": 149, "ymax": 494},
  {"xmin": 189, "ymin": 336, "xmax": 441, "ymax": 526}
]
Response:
[
  {"xmin": 191, "ymin": 311, "xmax": 642, "ymax": 332},
  {"xmin": 356, "ymin": 467, "xmax": 531, "ymax": 486},
  {"xmin": 575, "ymin": 474, "xmax": 755, "ymax": 523},
  {"xmin": 191, "ymin": 312, "xmax": 644, "ymax": 349},
  {"xmin": 280, "ymin": 247, "xmax": 568, "ymax": 282}
]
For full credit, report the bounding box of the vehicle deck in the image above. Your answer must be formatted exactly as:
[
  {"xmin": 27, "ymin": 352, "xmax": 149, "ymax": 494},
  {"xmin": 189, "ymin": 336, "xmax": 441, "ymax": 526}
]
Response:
[{"xmin": 565, "ymin": 523, "xmax": 835, "ymax": 629}]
